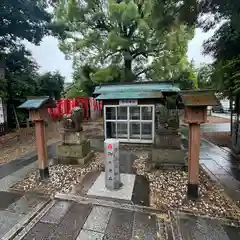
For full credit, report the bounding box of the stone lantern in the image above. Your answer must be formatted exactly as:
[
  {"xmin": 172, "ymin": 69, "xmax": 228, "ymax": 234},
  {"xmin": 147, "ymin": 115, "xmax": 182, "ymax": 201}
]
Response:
[{"xmin": 181, "ymin": 90, "xmax": 218, "ymax": 199}]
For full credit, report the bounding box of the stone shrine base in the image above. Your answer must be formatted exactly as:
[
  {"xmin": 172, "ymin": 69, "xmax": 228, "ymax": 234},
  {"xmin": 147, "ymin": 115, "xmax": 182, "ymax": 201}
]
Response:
[
  {"xmin": 87, "ymin": 172, "xmax": 136, "ymax": 201},
  {"xmin": 56, "ymin": 140, "xmax": 94, "ymax": 166},
  {"xmin": 57, "ymin": 150, "xmax": 94, "ymax": 165},
  {"xmin": 150, "ymin": 148, "xmax": 187, "ymax": 169}
]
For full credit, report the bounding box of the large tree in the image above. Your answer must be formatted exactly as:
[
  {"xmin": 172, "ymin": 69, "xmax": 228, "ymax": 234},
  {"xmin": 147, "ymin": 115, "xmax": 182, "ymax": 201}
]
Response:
[
  {"xmin": 36, "ymin": 71, "xmax": 65, "ymax": 100},
  {"xmin": 53, "ymin": 0, "xmax": 194, "ymax": 83},
  {"xmin": 198, "ymin": 0, "xmax": 240, "ymax": 95},
  {"xmin": 0, "ymin": 0, "xmax": 51, "ymax": 51}
]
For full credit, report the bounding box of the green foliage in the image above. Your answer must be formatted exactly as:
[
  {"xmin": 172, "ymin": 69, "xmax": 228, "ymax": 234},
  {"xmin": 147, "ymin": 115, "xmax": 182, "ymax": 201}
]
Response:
[
  {"xmin": 201, "ymin": 0, "xmax": 240, "ymax": 96},
  {"xmin": 0, "ymin": 0, "xmax": 51, "ymax": 51},
  {"xmin": 173, "ymin": 69, "xmax": 198, "ymax": 90},
  {"xmin": 53, "ymin": 0, "xmax": 194, "ymax": 84},
  {"xmin": 36, "ymin": 71, "xmax": 65, "ymax": 100},
  {"xmin": 0, "ymin": 45, "xmax": 39, "ymax": 100},
  {"xmin": 0, "ymin": 0, "xmax": 67, "ymax": 128},
  {"xmin": 196, "ymin": 64, "xmax": 213, "ymax": 89},
  {"xmin": 65, "ymin": 64, "xmax": 97, "ymax": 98}
]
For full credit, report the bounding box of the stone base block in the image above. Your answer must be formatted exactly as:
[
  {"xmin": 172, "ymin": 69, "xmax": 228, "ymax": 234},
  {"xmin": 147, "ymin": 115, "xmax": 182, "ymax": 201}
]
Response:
[
  {"xmin": 155, "ymin": 130, "xmax": 182, "ymax": 149},
  {"xmin": 187, "ymin": 183, "xmax": 199, "ymax": 200},
  {"xmin": 39, "ymin": 167, "xmax": 50, "ymax": 181},
  {"xmin": 150, "ymin": 148, "xmax": 187, "ymax": 169},
  {"xmin": 57, "ymin": 150, "xmax": 94, "ymax": 166},
  {"xmin": 56, "ymin": 140, "xmax": 91, "ymax": 159},
  {"xmin": 87, "ymin": 172, "xmax": 136, "ymax": 201},
  {"xmin": 60, "ymin": 131, "xmax": 85, "ymax": 145}
]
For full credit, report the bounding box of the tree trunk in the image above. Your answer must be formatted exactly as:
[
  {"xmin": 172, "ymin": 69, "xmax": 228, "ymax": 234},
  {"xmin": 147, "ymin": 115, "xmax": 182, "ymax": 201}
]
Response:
[
  {"xmin": 122, "ymin": 50, "xmax": 135, "ymax": 82},
  {"xmin": 123, "ymin": 58, "xmax": 132, "ymax": 82}
]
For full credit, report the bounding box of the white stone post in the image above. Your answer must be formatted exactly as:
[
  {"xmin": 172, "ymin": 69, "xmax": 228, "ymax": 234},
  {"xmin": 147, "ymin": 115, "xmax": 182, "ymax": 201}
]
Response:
[{"xmin": 104, "ymin": 139, "xmax": 121, "ymax": 190}]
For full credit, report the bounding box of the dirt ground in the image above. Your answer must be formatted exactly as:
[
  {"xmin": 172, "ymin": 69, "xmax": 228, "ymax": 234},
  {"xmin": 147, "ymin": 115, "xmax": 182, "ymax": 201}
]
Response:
[
  {"xmin": 0, "ymin": 119, "xmax": 104, "ymax": 165},
  {"xmin": 0, "ymin": 115, "xmax": 230, "ymax": 164},
  {"xmin": 206, "ymin": 116, "xmax": 230, "ymax": 124},
  {"xmin": 202, "ymin": 116, "xmax": 231, "ymax": 148},
  {"xmin": 0, "ymin": 120, "xmax": 61, "ymax": 164},
  {"xmin": 202, "ymin": 132, "xmax": 232, "ymax": 149}
]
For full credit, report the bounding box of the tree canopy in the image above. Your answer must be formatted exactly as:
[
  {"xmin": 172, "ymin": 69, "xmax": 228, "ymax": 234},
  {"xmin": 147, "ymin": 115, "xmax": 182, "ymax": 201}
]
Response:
[
  {"xmin": 0, "ymin": 0, "xmax": 51, "ymax": 51},
  {"xmin": 199, "ymin": 0, "xmax": 240, "ymax": 95},
  {"xmin": 36, "ymin": 71, "xmax": 65, "ymax": 100},
  {"xmin": 53, "ymin": 0, "xmax": 195, "ymax": 85}
]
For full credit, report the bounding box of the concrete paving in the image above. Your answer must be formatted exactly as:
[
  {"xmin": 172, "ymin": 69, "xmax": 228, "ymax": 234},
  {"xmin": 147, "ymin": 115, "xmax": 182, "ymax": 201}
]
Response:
[
  {"xmin": 201, "ymin": 123, "xmax": 230, "ymax": 132},
  {"xmin": 12, "ymin": 198, "xmax": 240, "ymax": 240},
  {"xmin": 212, "ymin": 113, "xmax": 232, "ymax": 120},
  {"xmin": 182, "ymin": 125, "xmax": 240, "ymax": 204},
  {"xmin": 87, "ymin": 172, "xmax": 136, "ymax": 201},
  {"xmin": 175, "ymin": 212, "xmax": 240, "ymax": 240},
  {"xmin": 0, "ymin": 144, "xmax": 56, "ymax": 238}
]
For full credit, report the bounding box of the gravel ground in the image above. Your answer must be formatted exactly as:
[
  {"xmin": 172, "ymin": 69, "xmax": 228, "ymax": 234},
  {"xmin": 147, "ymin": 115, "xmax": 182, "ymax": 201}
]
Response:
[
  {"xmin": 133, "ymin": 151, "xmax": 240, "ymax": 221},
  {"xmin": 10, "ymin": 152, "xmax": 104, "ymax": 197}
]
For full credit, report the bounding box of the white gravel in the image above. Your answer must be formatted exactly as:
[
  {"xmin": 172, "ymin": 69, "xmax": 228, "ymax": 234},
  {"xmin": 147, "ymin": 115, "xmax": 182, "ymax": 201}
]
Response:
[
  {"xmin": 11, "ymin": 152, "xmax": 104, "ymax": 197},
  {"xmin": 133, "ymin": 151, "xmax": 240, "ymax": 221}
]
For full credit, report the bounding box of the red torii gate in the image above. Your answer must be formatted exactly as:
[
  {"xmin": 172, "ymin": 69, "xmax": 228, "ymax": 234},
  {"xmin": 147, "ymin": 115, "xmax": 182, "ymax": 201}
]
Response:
[{"xmin": 48, "ymin": 97, "xmax": 102, "ymax": 120}]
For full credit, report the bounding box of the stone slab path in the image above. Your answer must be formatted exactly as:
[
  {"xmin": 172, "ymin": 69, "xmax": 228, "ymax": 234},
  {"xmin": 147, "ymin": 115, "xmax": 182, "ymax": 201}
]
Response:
[
  {"xmin": 0, "ymin": 144, "xmax": 56, "ymax": 239},
  {"xmin": 11, "ymin": 197, "xmax": 240, "ymax": 240},
  {"xmin": 182, "ymin": 126, "xmax": 240, "ymax": 205}
]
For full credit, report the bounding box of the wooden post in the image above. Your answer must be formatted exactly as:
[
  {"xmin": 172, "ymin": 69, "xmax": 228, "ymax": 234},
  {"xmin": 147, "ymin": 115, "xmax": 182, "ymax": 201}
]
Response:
[
  {"xmin": 187, "ymin": 123, "xmax": 201, "ymax": 199},
  {"xmin": 35, "ymin": 120, "xmax": 49, "ymax": 180},
  {"xmin": 18, "ymin": 97, "xmax": 56, "ymax": 181},
  {"xmin": 181, "ymin": 90, "xmax": 218, "ymax": 199}
]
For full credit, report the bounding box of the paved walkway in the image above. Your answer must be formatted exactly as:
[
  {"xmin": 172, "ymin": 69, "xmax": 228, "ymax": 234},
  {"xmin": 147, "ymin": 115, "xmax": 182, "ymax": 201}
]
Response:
[
  {"xmin": 182, "ymin": 127, "xmax": 240, "ymax": 204},
  {"xmin": 11, "ymin": 197, "xmax": 240, "ymax": 240},
  {"xmin": 212, "ymin": 113, "xmax": 232, "ymax": 120},
  {"xmin": 0, "ymin": 144, "xmax": 56, "ymax": 239}
]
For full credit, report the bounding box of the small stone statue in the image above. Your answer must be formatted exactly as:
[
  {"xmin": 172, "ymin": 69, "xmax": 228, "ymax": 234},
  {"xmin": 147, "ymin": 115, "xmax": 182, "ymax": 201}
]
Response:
[{"xmin": 62, "ymin": 106, "xmax": 83, "ymax": 132}]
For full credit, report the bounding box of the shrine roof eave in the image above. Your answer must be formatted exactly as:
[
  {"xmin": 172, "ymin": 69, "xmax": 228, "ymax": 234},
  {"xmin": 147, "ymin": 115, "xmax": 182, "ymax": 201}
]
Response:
[
  {"xmin": 96, "ymin": 91, "xmax": 164, "ymax": 100},
  {"xmin": 93, "ymin": 82, "xmax": 180, "ymax": 96}
]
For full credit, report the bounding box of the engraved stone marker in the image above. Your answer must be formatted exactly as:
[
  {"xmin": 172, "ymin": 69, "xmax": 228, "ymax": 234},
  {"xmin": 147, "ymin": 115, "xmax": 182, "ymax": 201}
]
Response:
[{"xmin": 104, "ymin": 139, "xmax": 121, "ymax": 190}]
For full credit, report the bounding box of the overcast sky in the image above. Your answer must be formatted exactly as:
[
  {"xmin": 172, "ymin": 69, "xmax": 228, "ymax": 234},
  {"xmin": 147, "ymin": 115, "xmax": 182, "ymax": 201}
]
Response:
[{"xmin": 24, "ymin": 28, "xmax": 215, "ymax": 83}]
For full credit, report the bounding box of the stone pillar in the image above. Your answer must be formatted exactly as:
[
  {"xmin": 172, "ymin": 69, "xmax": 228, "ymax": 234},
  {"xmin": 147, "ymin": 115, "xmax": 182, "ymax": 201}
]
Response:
[
  {"xmin": 187, "ymin": 123, "xmax": 200, "ymax": 199},
  {"xmin": 104, "ymin": 139, "xmax": 121, "ymax": 190},
  {"xmin": 35, "ymin": 120, "xmax": 49, "ymax": 180}
]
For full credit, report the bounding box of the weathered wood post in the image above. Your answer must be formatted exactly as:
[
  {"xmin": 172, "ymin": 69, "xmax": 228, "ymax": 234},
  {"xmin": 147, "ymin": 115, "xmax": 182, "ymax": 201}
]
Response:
[
  {"xmin": 18, "ymin": 97, "xmax": 56, "ymax": 181},
  {"xmin": 181, "ymin": 90, "xmax": 217, "ymax": 199}
]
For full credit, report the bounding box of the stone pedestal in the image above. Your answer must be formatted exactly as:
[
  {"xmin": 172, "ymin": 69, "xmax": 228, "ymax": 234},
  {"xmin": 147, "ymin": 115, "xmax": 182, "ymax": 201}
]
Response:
[
  {"xmin": 155, "ymin": 129, "xmax": 182, "ymax": 149},
  {"xmin": 150, "ymin": 128, "xmax": 187, "ymax": 169},
  {"xmin": 56, "ymin": 130, "xmax": 94, "ymax": 165},
  {"xmin": 104, "ymin": 139, "xmax": 121, "ymax": 190}
]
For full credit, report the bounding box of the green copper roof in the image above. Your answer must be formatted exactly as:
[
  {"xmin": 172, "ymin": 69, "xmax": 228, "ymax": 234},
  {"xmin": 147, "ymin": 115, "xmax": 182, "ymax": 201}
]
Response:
[
  {"xmin": 93, "ymin": 82, "xmax": 180, "ymax": 96},
  {"xmin": 96, "ymin": 91, "xmax": 164, "ymax": 100},
  {"xmin": 18, "ymin": 97, "xmax": 56, "ymax": 109}
]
